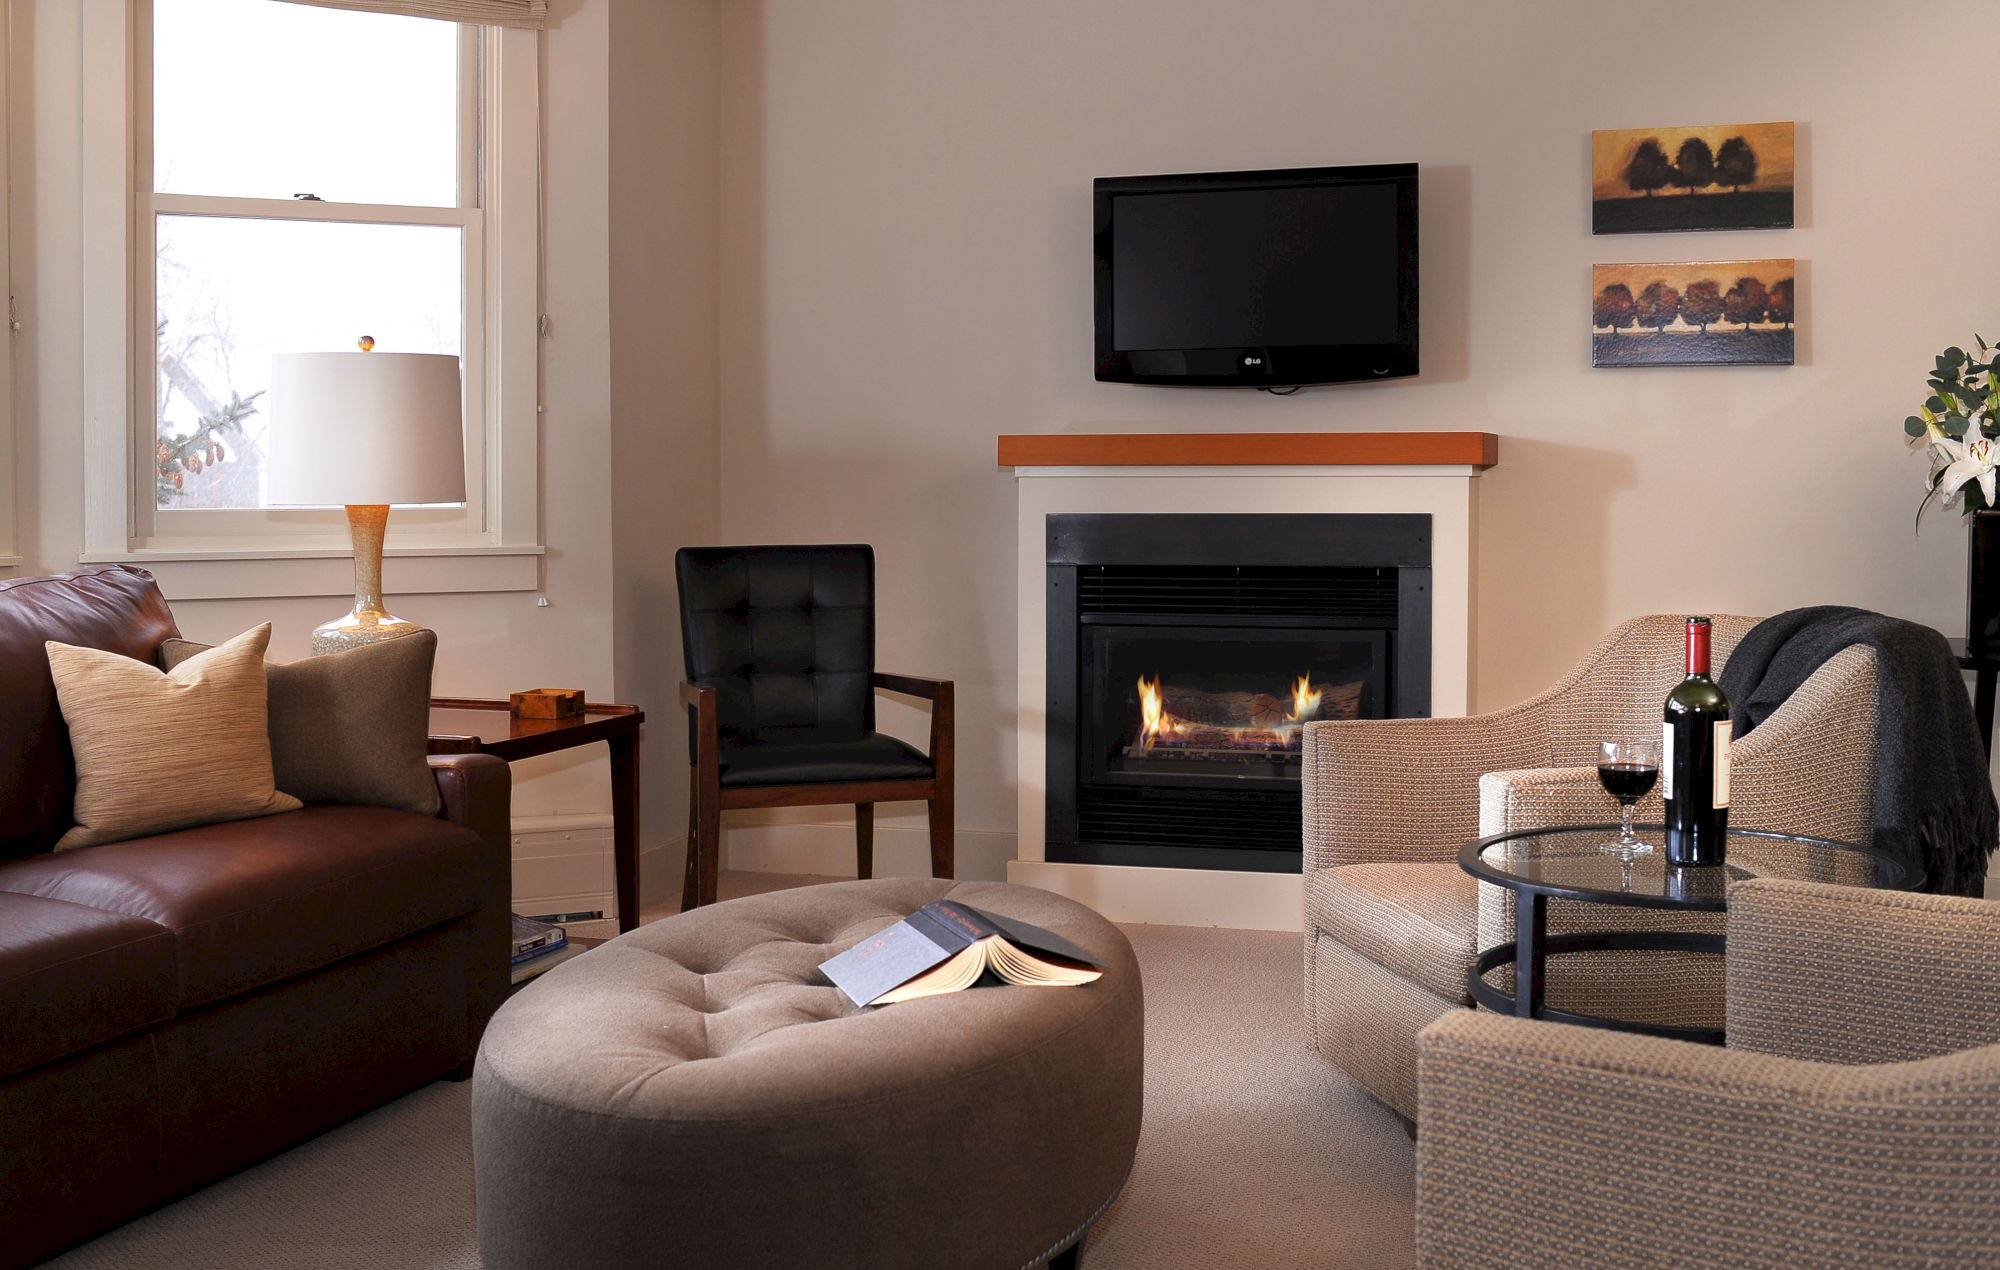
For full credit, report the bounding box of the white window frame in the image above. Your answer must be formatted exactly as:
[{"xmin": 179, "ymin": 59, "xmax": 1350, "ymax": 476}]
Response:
[
  {"xmin": 0, "ymin": 2, "xmax": 17, "ymax": 571},
  {"xmin": 78, "ymin": 0, "xmax": 541, "ymax": 598}
]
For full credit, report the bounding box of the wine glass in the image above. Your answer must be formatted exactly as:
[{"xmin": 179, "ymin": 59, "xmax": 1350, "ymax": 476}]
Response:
[{"xmin": 1597, "ymin": 739, "xmax": 1659, "ymax": 858}]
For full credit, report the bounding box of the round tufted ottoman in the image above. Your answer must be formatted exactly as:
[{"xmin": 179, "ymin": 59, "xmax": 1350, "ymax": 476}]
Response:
[{"xmin": 472, "ymin": 879, "xmax": 1143, "ymax": 1270}]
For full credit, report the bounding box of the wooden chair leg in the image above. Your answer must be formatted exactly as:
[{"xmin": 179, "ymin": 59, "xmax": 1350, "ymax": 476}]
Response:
[
  {"xmin": 696, "ymin": 779, "xmax": 722, "ymax": 908},
  {"xmin": 681, "ymin": 769, "xmax": 700, "ymax": 914},
  {"xmin": 855, "ymin": 803, "xmax": 874, "ymax": 880},
  {"xmin": 928, "ymin": 783, "xmax": 954, "ymax": 880}
]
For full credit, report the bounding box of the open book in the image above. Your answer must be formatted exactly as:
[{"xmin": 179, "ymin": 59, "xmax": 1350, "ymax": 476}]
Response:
[{"xmin": 819, "ymin": 900, "xmax": 1105, "ymax": 1007}]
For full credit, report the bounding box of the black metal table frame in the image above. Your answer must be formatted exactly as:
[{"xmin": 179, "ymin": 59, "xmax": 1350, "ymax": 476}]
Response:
[{"xmin": 1460, "ymin": 824, "xmax": 1920, "ymax": 1045}]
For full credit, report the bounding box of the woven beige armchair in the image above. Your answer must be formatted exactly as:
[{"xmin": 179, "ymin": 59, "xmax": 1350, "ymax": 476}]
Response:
[
  {"xmin": 1302, "ymin": 614, "xmax": 1882, "ymax": 1119},
  {"xmin": 1416, "ymin": 879, "xmax": 2000, "ymax": 1267}
]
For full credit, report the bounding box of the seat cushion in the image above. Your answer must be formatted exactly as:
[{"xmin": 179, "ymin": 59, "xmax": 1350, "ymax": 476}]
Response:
[
  {"xmin": 0, "ymin": 805, "xmax": 482, "ymax": 1008},
  {"xmin": 719, "ymin": 728, "xmax": 933, "ymax": 788},
  {"xmin": 1307, "ymin": 862, "xmax": 1478, "ymax": 1002},
  {"xmin": 0, "ymin": 892, "xmax": 176, "ymax": 1080}
]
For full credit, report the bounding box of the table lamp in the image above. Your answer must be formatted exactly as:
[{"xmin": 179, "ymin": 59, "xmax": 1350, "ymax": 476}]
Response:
[{"xmin": 269, "ymin": 341, "xmax": 466, "ymax": 656}]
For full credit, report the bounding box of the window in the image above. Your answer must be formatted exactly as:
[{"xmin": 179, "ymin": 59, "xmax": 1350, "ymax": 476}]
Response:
[{"xmin": 80, "ymin": 0, "xmax": 540, "ymax": 592}]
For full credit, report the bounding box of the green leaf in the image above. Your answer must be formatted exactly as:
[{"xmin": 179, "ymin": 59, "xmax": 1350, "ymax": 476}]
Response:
[
  {"xmin": 1928, "ymin": 395, "xmax": 1948, "ymax": 413},
  {"xmin": 1906, "ymin": 414, "xmax": 1928, "ymax": 437},
  {"xmin": 1946, "ymin": 413, "xmax": 1971, "ymax": 438},
  {"xmin": 1945, "ymin": 346, "xmax": 1968, "ymax": 365}
]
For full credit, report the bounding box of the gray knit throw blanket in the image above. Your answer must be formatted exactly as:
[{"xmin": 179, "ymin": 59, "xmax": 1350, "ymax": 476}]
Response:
[{"xmin": 1718, "ymin": 606, "xmax": 1997, "ymax": 897}]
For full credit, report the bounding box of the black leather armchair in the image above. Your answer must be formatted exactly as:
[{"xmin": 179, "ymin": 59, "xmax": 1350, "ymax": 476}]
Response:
[{"xmin": 675, "ymin": 545, "xmax": 954, "ymax": 908}]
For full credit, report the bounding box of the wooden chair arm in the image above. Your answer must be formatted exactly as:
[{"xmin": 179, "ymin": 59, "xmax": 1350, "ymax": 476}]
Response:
[
  {"xmin": 678, "ymin": 680, "xmax": 714, "ymax": 710},
  {"xmin": 872, "ymin": 673, "xmax": 953, "ymax": 768},
  {"xmin": 872, "ymin": 671, "xmax": 950, "ymax": 700}
]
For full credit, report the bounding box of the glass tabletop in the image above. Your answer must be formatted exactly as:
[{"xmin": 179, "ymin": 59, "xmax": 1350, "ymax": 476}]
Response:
[{"xmin": 1459, "ymin": 824, "xmax": 1921, "ymax": 911}]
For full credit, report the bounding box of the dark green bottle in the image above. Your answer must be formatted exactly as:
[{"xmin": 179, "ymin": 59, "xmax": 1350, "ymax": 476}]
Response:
[{"xmin": 1662, "ymin": 616, "xmax": 1731, "ymax": 866}]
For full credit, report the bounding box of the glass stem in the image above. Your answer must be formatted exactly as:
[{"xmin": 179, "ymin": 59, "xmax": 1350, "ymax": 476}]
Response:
[{"xmin": 1621, "ymin": 802, "xmax": 1636, "ymax": 843}]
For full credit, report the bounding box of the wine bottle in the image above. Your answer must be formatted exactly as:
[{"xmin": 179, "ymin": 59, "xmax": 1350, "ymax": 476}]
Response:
[{"xmin": 1662, "ymin": 616, "xmax": 1731, "ymax": 866}]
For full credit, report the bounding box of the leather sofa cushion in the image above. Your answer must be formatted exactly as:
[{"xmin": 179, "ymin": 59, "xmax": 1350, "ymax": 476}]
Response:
[
  {"xmin": 676, "ymin": 545, "xmax": 875, "ymax": 741},
  {"xmin": 0, "ymin": 806, "xmax": 482, "ymax": 1008},
  {"xmin": 1306, "ymin": 863, "xmax": 1478, "ymax": 1002},
  {"xmin": 720, "ymin": 728, "xmax": 933, "ymax": 788},
  {"xmin": 0, "ymin": 566, "xmax": 179, "ymax": 860},
  {"xmin": 0, "ymin": 892, "xmax": 176, "ymax": 1081}
]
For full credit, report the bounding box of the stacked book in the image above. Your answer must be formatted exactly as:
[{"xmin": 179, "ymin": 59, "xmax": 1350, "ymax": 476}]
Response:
[{"xmin": 511, "ymin": 913, "xmax": 586, "ymax": 985}]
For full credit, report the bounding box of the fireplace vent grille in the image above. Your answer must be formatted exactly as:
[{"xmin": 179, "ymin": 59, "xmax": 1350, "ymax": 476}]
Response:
[
  {"xmin": 1076, "ymin": 565, "xmax": 1398, "ymax": 619},
  {"xmin": 1077, "ymin": 785, "xmax": 1301, "ymax": 854}
]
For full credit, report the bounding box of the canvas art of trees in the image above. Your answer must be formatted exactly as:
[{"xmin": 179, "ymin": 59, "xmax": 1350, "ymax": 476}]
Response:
[
  {"xmin": 1593, "ymin": 121, "xmax": 1795, "ymax": 233},
  {"xmin": 1591, "ymin": 261, "xmax": 1795, "ymax": 367}
]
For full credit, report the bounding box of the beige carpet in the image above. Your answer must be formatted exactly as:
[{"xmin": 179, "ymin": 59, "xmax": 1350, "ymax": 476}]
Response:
[{"xmin": 49, "ymin": 876, "xmax": 1415, "ymax": 1269}]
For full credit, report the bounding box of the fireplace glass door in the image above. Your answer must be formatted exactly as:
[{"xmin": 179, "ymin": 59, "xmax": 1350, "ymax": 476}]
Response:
[{"xmin": 1083, "ymin": 625, "xmax": 1386, "ymax": 791}]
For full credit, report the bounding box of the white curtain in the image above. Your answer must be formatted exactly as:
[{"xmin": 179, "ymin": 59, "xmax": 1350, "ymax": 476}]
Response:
[{"xmin": 270, "ymin": 0, "xmax": 546, "ymax": 30}]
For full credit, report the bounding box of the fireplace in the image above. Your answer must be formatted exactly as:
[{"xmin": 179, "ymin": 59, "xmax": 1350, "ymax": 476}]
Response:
[{"xmin": 1046, "ymin": 513, "xmax": 1432, "ymax": 872}]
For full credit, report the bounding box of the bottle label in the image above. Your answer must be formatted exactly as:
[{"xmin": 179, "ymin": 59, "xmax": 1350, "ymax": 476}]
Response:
[
  {"xmin": 1713, "ymin": 719, "xmax": 1731, "ymax": 808},
  {"xmin": 1661, "ymin": 721, "xmax": 1674, "ymax": 799}
]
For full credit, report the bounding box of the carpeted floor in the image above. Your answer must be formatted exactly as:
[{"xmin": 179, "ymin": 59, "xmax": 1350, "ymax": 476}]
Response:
[{"xmin": 48, "ymin": 877, "xmax": 1415, "ymax": 1269}]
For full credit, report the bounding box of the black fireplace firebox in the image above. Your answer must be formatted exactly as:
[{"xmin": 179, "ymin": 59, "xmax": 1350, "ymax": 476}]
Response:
[{"xmin": 1046, "ymin": 513, "xmax": 1432, "ymax": 872}]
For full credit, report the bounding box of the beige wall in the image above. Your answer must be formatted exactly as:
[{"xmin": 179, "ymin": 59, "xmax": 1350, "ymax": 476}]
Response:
[
  {"xmin": 716, "ymin": 0, "xmax": 2000, "ymax": 870},
  {"xmin": 608, "ymin": 0, "xmax": 722, "ymax": 898}
]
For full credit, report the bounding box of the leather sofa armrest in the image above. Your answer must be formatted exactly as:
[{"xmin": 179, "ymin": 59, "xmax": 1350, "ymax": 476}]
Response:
[{"xmin": 431, "ymin": 752, "xmax": 512, "ymax": 1059}]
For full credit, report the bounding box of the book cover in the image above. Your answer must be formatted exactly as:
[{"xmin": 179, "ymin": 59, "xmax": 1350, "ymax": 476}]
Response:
[{"xmin": 819, "ymin": 901, "xmax": 1102, "ymax": 1008}]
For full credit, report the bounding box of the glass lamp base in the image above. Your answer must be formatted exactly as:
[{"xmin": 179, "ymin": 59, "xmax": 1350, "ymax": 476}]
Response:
[{"xmin": 310, "ymin": 607, "xmax": 426, "ymax": 656}]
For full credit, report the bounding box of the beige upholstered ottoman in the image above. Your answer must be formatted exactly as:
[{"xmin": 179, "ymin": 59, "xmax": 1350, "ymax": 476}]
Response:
[{"xmin": 472, "ymin": 879, "xmax": 1143, "ymax": 1270}]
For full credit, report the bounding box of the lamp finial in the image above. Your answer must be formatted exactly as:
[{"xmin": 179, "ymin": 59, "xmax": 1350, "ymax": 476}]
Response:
[{"xmin": 357, "ymin": 335, "xmax": 375, "ymax": 352}]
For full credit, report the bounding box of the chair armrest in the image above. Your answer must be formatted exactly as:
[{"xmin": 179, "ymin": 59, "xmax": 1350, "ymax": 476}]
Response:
[
  {"xmin": 1728, "ymin": 643, "xmax": 1880, "ymax": 844},
  {"xmin": 1478, "ymin": 765, "xmax": 1657, "ymax": 836},
  {"xmin": 873, "ymin": 671, "xmax": 948, "ymax": 700},
  {"xmin": 1303, "ymin": 711, "xmax": 1548, "ymax": 870},
  {"xmin": 874, "ymin": 671, "xmax": 953, "ymax": 767},
  {"xmin": 430, "ymin": 752, "xmax": 512, "ymax": 1054},
  {"xmin": 1726, "ymin": 877, "xmax": 2000, "ymax": 1064},
  {"xmin": 1416, "ymin": 1009, "xmax": 2000, "ymax": 1267}
]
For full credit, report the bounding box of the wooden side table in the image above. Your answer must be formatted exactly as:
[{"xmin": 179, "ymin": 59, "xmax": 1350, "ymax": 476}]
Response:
[{"xmin": 428, "ymin": 698, "xmax": 647, "ymax": 933}]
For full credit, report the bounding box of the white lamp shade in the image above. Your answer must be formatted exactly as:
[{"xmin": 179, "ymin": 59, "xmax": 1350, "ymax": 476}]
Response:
[{"xmin": 267, "ymin": 351, "xmax": 467, "ymax": 506}]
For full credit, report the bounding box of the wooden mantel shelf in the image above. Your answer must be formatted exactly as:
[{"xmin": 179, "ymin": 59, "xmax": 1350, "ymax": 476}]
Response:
[{"xmin": 997, "ymin": 431, "xmax": 1498, "ymax": 470}]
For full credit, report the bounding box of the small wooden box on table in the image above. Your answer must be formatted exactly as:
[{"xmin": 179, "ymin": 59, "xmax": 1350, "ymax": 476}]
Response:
[{"xmin": 428, "ymin": 698, "xmax": 647, "ymax": 933}]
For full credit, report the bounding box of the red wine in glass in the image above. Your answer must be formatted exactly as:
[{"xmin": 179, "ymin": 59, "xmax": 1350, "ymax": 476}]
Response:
[{"xmin": 1598, "ymin": 740, "xmax": 1659, "ymax": 857}]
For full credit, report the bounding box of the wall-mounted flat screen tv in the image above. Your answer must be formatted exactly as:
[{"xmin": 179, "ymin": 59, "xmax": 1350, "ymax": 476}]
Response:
[{"xmin": 1094, "ymin": 163, "xmax": 1418, "ymax": 387}]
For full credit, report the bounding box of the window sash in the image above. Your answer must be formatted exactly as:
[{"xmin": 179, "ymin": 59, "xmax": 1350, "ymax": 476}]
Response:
[
  {"xmin": 132, "ymin": 5, "xmax": 491, "ymax": 551},
  {"xmin": 268, "ymin": 0, "xmax": 545, "ymax": 31},
  {"xmin": 79, "ymin": 0, "xmax": 541, "ymax": 587}
]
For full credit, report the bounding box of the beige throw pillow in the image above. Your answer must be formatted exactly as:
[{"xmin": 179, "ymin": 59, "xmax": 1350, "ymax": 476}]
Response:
[{"xmin": 48, "ymin": 623, "xmax": 301, "ymax": 850}]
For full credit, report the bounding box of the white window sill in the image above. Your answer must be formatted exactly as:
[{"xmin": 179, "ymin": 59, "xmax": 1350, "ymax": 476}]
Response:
[{"xmin": 76, "ymin": 544, "xmax": 544, "ymax": 601}]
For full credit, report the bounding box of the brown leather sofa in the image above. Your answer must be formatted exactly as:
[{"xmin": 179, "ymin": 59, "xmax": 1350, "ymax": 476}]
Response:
[{"xmin": 0, "ymin": 566, "xmax": 511, "ymax": 1267}]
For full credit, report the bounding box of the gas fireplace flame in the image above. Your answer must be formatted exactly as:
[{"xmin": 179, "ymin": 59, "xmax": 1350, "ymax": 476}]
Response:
[
  {"xmin": 1136, "ymin": 673, "xmax": 1184, "ymax": 750},
  {"xmin": 1287, "ymin": 673, "xmax": 1323, "ymax": 723},
  {"xmin": 1133, "ymin": 669, "xmax": 1345, "ymax": 755}
]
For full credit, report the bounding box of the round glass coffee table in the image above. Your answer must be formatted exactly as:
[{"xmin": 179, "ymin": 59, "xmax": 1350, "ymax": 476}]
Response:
[{"xmin": 1459, "ymin": 824, "xmax": 1922, "ymax": 1044}]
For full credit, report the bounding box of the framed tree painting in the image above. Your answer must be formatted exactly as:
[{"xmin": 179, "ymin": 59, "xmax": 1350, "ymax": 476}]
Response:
[
  {"xmin": 1591, "ymin": 122, "xmax": 1794, "ymax": 234},
  {"xmin": 1592, "ymin": 260, "xmax": 1795, "ymax": 367}
]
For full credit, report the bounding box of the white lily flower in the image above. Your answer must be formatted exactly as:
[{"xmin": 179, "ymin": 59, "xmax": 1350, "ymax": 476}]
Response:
[{"xmin": 1934, "ymin": 433, "xmax": 1999, "ymax": 507}]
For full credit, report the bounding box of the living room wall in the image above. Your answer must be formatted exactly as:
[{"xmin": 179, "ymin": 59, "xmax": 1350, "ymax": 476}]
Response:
[{"xmin": 714, "ymin": 0, "xmax": 2000, "ymax": 879}]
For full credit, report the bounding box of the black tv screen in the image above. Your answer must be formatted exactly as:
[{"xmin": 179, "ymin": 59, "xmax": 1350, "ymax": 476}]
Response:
[{"xmin": 1094, "ymin": 163, "xmax": 1418, "ymax": 387}]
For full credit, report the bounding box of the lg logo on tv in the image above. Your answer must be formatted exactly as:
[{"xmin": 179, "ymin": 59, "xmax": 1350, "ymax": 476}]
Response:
[{"xmin": 1242, "ymin": 356, "xmax": 1263, "ymax": 366}]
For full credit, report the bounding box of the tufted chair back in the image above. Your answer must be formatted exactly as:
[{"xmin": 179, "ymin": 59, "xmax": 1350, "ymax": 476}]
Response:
[{"xmin": 675, "ymin": 545, "xmax": 876, "ymax": 742}]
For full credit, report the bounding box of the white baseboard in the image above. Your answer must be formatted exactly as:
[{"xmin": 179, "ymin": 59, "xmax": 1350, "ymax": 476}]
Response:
[
  {"xmin": 1008, "ymin": 859, "xmax": 1303, "ymax": 932},
  {"xmin": 723, "ymin": 819, "xmax": 1016, "ymax": 882},
  {"xmin": 512, "ymin": 812, "xmax": 680, "ymax": 925}
]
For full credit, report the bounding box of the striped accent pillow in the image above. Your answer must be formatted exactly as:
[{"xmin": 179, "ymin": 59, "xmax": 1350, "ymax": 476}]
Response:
[{"xmin": 47, "ymin": 623, "xmax": 302, "ymax": 850}]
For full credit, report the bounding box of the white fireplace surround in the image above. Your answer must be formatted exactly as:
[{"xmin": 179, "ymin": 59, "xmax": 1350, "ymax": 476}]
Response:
[{"xmin": 1003, "ymin": 434, "xmax": 1493, "ymax": 931}]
